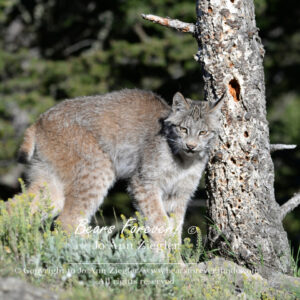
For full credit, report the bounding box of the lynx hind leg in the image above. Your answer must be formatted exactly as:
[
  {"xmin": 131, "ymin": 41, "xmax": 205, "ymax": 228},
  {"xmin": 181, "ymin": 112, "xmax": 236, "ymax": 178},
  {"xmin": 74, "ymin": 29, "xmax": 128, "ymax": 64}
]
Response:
[
  {"xmin": 26, "ymin": 160, "xmax": 65, "ymax": 216},
  {"xmin": 8, "ymin": 160, "xmax": 65, "ymax": 217},
  {"xmin": 57, "ymin": 152, "xmax": 116, "ymax": 234}
]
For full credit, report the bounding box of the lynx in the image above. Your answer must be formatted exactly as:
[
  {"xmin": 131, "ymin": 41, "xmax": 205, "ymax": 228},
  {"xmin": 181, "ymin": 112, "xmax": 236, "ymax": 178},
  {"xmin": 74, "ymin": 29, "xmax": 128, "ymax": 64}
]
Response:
[{"xmin": 16, "ymin": 89, "xmax": 223, "ymax": 245}]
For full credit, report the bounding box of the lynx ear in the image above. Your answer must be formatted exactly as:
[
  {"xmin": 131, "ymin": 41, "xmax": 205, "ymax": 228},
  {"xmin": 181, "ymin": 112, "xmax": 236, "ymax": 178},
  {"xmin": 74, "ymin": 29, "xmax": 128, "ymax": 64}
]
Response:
[
  {"xmin": 209, "ymin": 92, "xmax": 225, "ymax": 114},
  {"xmin": 172, "ymin": 92, "xmax": 191, "ymax": 112}
]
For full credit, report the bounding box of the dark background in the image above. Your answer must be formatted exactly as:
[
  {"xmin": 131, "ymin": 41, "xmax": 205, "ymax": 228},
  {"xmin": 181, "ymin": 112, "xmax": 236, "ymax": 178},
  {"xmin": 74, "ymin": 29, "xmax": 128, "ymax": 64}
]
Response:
[{"xmin": 0, "ymin": 0, "xmax": 299, "ymax": 259}]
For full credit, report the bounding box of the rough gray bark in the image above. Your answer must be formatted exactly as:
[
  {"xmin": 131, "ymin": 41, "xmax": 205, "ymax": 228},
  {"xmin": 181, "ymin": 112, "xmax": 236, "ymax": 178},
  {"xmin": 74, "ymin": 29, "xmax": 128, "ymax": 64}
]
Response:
[
  {"xmin": 142, "ymin": 0, "xmax": 299, "ymax": 275},
  {"xmin": 194, "ymin": 0, "xmax": 291, "ymax": 274}
]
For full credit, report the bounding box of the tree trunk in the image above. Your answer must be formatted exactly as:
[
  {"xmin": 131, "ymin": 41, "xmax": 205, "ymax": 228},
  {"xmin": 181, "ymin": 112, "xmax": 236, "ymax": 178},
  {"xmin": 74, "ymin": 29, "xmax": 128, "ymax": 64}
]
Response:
[
  {"xmin": 194, "ymin": 0, "xmax": 291, "ymax": 274},
  {"xmin": 142, "ymin": 0, "xmax": 299, "ymax": 275}
]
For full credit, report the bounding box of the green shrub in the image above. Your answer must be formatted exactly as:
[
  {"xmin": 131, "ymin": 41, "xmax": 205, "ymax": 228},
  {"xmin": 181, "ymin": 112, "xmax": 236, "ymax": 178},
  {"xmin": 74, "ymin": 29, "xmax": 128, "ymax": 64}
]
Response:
[{"xmin": 0, "ymin": 184, "xmax": 297, "ymax": 299}]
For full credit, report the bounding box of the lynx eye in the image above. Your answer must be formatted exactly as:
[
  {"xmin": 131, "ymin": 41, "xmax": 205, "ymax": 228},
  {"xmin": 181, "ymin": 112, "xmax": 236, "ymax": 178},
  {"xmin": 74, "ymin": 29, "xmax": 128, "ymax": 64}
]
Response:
[
  {"xmin": 178, "ymin": 126, "xmax": 188, "ymax": 134},
  {"xmin": 199, "ymin": 130, "xmax": 208, "ymax": 136}
]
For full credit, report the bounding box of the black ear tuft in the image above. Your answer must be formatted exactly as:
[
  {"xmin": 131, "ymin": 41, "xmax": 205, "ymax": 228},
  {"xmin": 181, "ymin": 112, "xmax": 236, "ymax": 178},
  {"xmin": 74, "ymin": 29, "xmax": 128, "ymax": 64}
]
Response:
[
  {"xmin": 209, "ymin": 92, "xmax": 225, "ymax": 113},
  {"xmin": 172, "ymin": 92, "xmax": 191, "ymax": 112}
]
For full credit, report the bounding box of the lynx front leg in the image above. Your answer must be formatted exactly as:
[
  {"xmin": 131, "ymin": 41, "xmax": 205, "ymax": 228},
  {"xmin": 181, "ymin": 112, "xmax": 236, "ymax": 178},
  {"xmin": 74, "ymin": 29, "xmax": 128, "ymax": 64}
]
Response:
[
  {"xmin": 165, "ymin": 195, "xmax": 189, "ymax": 245},
  {"xmin": 165, "ymin": 176, "xmax": 199, "ymax": 246},
  {"xmin": 129, "ymin": 180, "xmax": 170, "ymax": 245}
]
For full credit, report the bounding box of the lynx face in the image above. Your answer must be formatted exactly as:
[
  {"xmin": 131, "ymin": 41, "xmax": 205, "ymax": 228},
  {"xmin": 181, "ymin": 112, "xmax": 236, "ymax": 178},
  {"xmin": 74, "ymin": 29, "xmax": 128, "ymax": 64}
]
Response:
[{"xmin": 163, "ymin": 92, "xmax": 223, "ymax": 157}]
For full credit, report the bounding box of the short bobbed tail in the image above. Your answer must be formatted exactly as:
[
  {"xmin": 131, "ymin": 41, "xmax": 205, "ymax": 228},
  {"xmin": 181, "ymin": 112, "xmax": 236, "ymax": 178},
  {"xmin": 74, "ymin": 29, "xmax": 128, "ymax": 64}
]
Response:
[{"xmin": 18, "ymin": 124, "xmax": 36, "ymax": 163}]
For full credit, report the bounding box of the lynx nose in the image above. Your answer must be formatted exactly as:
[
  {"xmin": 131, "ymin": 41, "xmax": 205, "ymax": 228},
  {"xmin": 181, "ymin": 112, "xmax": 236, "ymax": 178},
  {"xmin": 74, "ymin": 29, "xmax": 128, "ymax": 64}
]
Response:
[{"xmin": 186, "ymin": 143, "xmax": 197, "ymax": 150}]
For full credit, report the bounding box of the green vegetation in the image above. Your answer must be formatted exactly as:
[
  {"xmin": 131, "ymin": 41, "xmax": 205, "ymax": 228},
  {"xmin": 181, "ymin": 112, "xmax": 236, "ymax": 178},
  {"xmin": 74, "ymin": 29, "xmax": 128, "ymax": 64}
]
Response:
[{"xmin": 1, "ymin": 187, "xmax": 298, "ymax": 299}]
